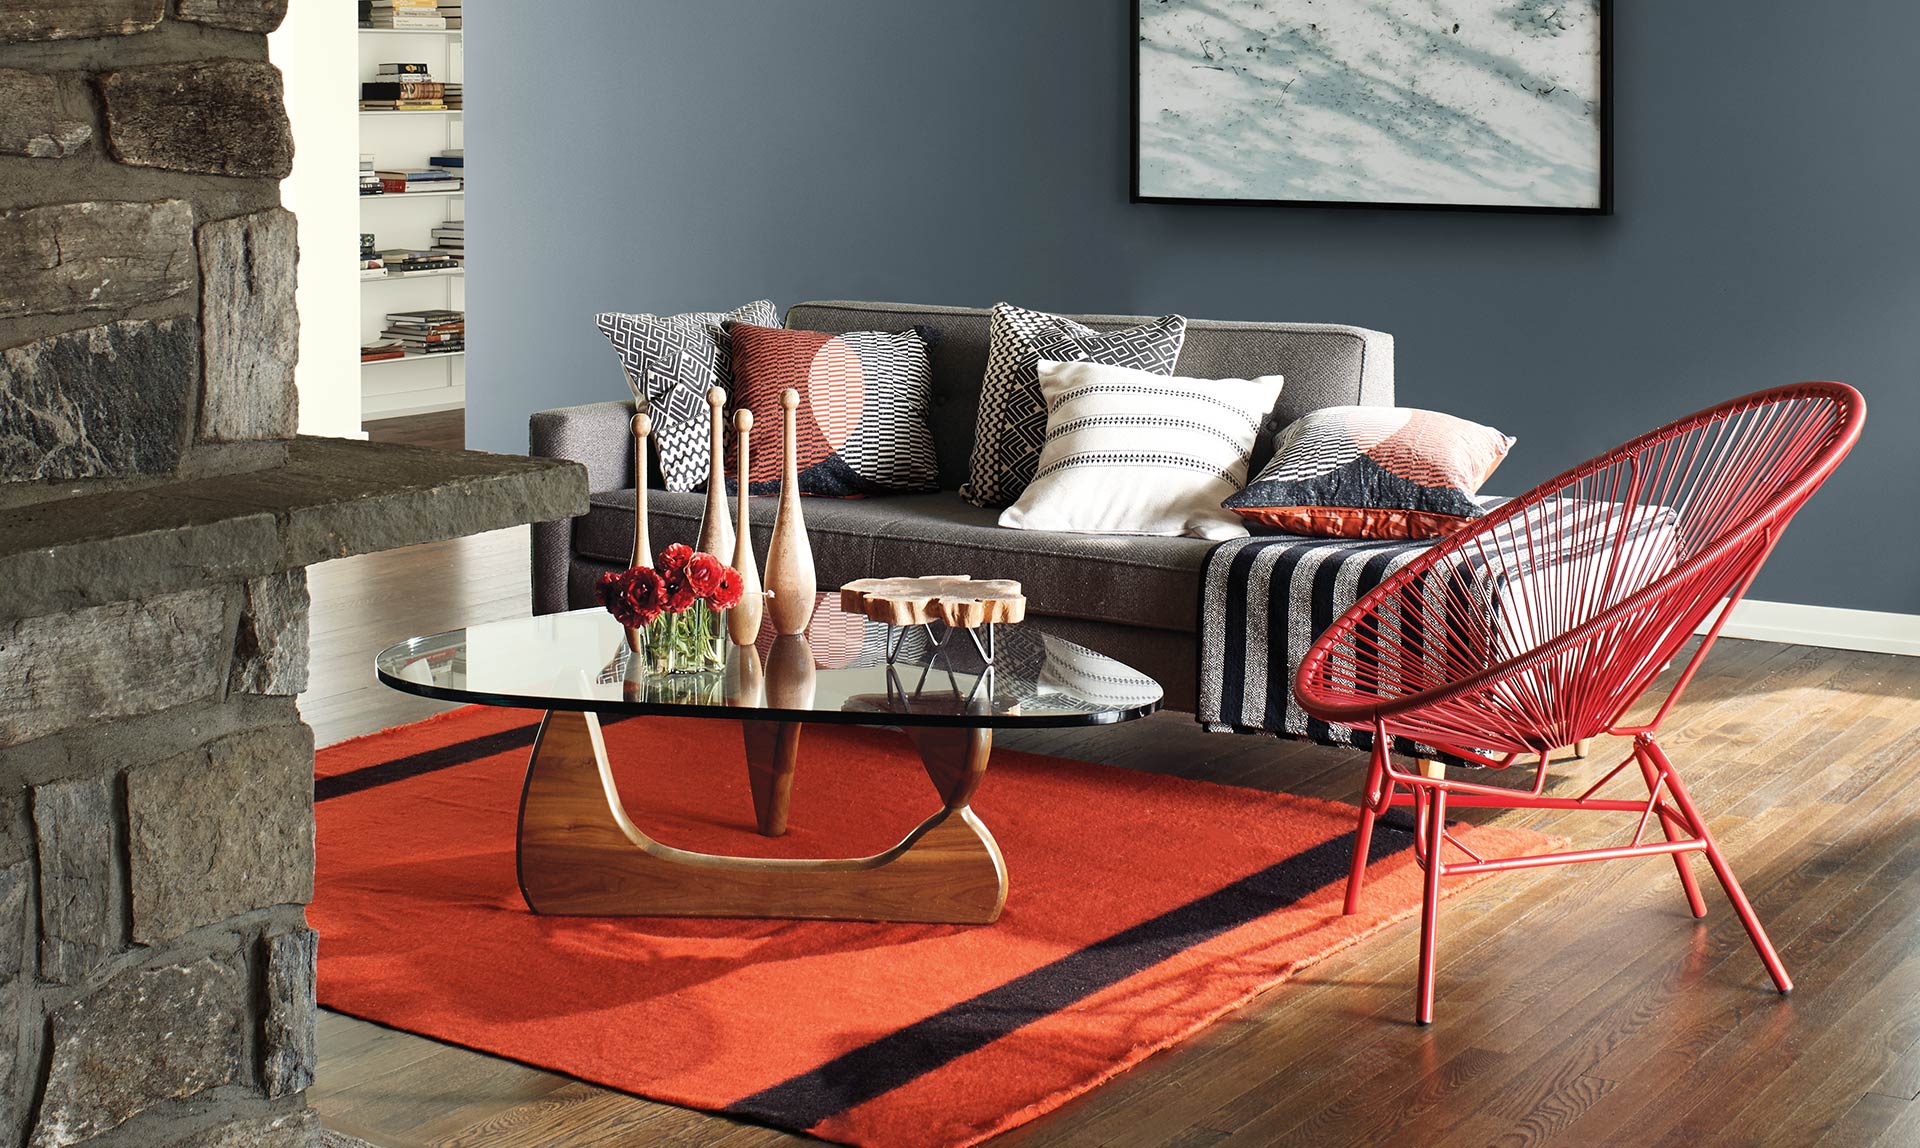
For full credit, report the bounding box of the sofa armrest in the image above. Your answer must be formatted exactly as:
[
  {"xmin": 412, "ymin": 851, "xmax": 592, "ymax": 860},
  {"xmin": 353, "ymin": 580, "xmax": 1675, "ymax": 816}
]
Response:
[
  {"xmin": 530, "ymin": 399, "xmax": 638, "ymax": 494},
  {"xmin": 529, "ymin": 399, "xmax": 636, "ymax": 615}
]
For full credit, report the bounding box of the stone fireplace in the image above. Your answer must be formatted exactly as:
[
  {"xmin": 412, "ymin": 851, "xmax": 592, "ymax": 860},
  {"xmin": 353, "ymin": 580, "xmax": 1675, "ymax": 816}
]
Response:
[{"xmin": 0, "ymin": 4, "xmax": 584, "ymax": 1146}]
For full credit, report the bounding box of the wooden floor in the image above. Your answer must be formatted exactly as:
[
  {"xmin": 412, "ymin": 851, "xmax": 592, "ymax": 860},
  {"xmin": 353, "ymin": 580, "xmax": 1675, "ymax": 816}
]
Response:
[
  {"xmin": 303, "ymin": 527, "xmax": 1920, "ymax": 1148},
  {"xmin": 364, "ymin": 407, "xmax": 464, "ymax": 450}
]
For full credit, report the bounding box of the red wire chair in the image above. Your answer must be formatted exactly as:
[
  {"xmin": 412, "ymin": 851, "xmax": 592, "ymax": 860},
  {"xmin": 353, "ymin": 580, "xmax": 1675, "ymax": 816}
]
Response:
[{"xmin": 1296, "ymin": 382, "xmax": 1864, "ymax": 1024}]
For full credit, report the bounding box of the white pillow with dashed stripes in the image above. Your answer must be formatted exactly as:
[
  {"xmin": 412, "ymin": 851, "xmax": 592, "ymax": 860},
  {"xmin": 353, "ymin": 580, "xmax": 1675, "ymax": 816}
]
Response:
[{"xmin": 997, "ymin": 360, "xmax": 1284, "ymax": 539}]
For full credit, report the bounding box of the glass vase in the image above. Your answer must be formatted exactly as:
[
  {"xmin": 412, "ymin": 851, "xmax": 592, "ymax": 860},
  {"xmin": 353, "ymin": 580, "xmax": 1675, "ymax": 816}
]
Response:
[{"xmin": 625, "ymin": 601, "xmax": 727, "ymax": 676}]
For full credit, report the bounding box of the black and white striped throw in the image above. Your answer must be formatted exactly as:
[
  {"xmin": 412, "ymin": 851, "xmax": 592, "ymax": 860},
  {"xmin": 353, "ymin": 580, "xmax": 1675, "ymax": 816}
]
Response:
[{"xmin": 1198, "ymin": 498, "xmax": 1680, "ymax": 760}]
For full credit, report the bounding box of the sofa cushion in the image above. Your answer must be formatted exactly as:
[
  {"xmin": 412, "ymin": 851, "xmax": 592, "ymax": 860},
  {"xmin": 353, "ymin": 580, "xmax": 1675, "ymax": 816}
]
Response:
[
  {"xmin": 961, "ymin": 304, "xmax": 1186, "ymax": 507},
  {"xmin": 728, "ymin": 322, "xmax": 940, "ymax": 496},
  {"xmin": 577, "ymin": 489, "xmax": 1216, "ymax": 634},
  {"xmin": 784, "ymin": 301, "xmax": 1394, "ymax": 491},
  {"xmin": 593, "ymin": 299, "xmax": 778, "ymax": 491}
]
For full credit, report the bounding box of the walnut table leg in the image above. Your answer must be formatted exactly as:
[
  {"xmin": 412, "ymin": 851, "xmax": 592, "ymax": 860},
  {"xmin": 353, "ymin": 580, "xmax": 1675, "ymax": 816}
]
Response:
[
  {"xmin": 516, "ymin": 710, "xmax": 1008, "ymax": 924},
  {"xmin": 741, "ymin": 720, "xmax": 801, "ymax": 836}
]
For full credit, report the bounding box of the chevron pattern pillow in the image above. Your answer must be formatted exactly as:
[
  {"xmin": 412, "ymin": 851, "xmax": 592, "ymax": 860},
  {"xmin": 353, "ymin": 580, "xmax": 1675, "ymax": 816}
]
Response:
[
  {"xmin": 594, "ymin": 299, "xmax": 779, "ymax": 491},
  {"xmin": 1223, "ymin": 406, "xmax": 1515, "ymax": 540},
  {"xmin": 960, "ymin": 303, "xmax": 1187, "ymax": 507},
  {"xmin": 726, "ymin": 322, "xmax": 940, "ymax": 497}
]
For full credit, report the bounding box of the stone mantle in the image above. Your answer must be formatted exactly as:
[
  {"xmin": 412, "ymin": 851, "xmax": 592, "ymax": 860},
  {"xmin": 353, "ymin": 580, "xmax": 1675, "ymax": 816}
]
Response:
[{"xmin": 0, "ymin": 437, "xmax": 587, "ymax": 620}]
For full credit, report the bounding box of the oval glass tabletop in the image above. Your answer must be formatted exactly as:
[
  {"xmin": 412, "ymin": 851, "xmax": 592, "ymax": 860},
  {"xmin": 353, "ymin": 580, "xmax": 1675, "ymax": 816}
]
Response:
[{"xmin": 375, "ymin": 601, "xmax": 1163, "ymax": 729}]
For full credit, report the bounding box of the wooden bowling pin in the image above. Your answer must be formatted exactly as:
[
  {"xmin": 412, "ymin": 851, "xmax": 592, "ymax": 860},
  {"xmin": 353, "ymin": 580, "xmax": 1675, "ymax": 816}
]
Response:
[
  {"xmin": 630, "ymin": 411, "xmax": 653, "ymax": 569},
  {"xmin": 764, "ymin": 635, "xmax": 817, "ymax": 711},
  {"xmin": 728, "ymin": 409, "xmax": 765, "ymax": 645},
  {"xmin": 696, "ymin": 387, "xmax": 734, "ymax": 559},
  {"xmin": 763, "ymin": 388, "xmax": 816, "ymax": 635}
]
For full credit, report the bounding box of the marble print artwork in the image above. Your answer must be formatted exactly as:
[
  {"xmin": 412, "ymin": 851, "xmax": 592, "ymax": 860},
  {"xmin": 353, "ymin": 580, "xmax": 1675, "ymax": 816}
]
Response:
[{"xmin": 1137, "ymin": 0, "xmax": 1605, "ymax": 209}]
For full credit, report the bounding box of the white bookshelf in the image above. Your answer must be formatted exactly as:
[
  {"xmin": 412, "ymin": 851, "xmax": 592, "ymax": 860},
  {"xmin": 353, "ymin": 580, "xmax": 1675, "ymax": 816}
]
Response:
[{"xmin": 358, "ymin": 23, "xmax": 465, "ymax": 422}]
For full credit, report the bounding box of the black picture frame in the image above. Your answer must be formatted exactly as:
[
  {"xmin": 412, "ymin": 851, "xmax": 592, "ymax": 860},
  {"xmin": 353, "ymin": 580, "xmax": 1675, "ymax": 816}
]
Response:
[{"xmin": 1130, "ymin": 0, "xmax": 1613, "ymax": 215}]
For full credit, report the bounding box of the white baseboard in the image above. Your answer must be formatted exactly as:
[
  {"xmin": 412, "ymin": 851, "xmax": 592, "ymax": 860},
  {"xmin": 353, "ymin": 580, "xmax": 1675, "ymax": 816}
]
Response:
[{"xmin": 1703, "ymin": 599, "xmax": 1920, "ymax": 657}]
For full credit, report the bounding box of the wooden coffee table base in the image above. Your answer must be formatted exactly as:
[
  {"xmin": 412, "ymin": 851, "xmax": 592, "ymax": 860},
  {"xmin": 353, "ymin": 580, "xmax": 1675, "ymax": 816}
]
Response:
[{"xmin": 515, "ymin": 710, "xmax": 1009, "ymax": 924}]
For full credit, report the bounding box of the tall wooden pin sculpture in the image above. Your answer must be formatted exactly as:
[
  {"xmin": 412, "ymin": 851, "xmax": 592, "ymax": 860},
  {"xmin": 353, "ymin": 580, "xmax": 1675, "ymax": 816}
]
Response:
[
  {"xmin": 696, "ymin": 387, "xmax": 734, "ymax": 559},
  {"xmin": 630, "ymin": 411, "xmax": 653, "ymax": 569},
  {"xmin": 727, "ymin": 408, "xmax": 764, "ymax": 645},
  {"xmin": 763, "ymin": 388, "xmax": 817, "ymax": 634}
]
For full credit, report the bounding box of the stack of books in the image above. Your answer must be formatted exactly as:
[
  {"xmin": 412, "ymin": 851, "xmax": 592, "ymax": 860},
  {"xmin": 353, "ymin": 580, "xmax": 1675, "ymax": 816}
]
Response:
[
  {"xmin": 382, "ymin": 309, "xmax": 465, "ymax": 355},
  {"xmin": 374, "ymin": 167, "xmax": 461, "ymax": 194},
  {"xmin": 429, "ymin": 149, "xmax": 463, "ymax": 173},
  {"xmin": 443, "ymin": 82, "xmax": 463, "ymax": 110},
  {"xmin": 361, "ymin": 340, "xmax": 406, "ymax": 363},
  {"xmin": 430, "ymin": 220, "xmax": 464, "ymax": 263},
  {"xmin": 359, "ymin": 233, "xmax": 386, "ymax": 279},
  {"xmin": 358, "ymin": 153, "xmax": 381, "ymax": 195},
  {"xmin": 366, "ymin": 0, "xmax": 446, "ymax": 30},
  {"xmin": 439, "ymin": 4, "xmax": 462, "ymax": 29},
  {"xmin": 361, "ymin": 63, "xmax": 445, "ymax": 111},
  {"xmin": 376, "ymin": 249, "xmax": 461, "ymax": 276}
]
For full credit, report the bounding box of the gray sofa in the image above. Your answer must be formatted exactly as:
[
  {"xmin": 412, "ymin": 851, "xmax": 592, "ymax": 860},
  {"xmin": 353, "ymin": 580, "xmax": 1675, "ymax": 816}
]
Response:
[{"xmin": 530, "ymin": 300, "xmax": 1394, "ymax": 710}]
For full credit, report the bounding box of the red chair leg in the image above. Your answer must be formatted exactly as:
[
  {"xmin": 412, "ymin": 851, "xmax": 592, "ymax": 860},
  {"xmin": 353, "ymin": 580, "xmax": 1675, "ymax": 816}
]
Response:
[
  {"xmin": 1643, "ymin": 738, "xmax": 1793, "ymax": 993},
  {"xmin": 1415, "ymin": 784, "xmax": 1447, "ymax": 1025},
  {"xmin": 1344, "ymin": 741, "xmax": 1389, "ymax": 916},
  {"xmin": 1638, "ymin": 753, "xmax": 1708, "ymax": 918}
]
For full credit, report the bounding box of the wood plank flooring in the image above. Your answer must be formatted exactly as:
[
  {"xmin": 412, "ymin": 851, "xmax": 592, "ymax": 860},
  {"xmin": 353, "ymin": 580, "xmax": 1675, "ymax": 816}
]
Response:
[
  {"xmin": 364, "ymin": 408, "xmax": 464, "ymax": 450},
  {"xmin": 302, "ymin": 527, "xmax": 1920, "ymax": 1147}
]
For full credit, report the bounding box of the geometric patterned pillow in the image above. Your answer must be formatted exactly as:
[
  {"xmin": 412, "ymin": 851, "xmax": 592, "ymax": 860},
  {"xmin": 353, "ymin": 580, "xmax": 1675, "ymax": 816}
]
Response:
[
  {"xmin": 593, "ymin": 299, "xmax": 779, "ymax": 491},
  {"xmin": 725, "ymin": 322, "xmax": 940, "ymax": 498},
  {"xmin": 959, "ymin": 303, "xmax": 1186, "ymax": 508},
  {"xmin": 1222, "ymin": 406, "xmax": 1515, "ymax": 541}
]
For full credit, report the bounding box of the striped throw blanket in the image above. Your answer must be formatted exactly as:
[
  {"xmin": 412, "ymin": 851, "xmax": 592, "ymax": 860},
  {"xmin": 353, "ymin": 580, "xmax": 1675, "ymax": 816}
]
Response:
[
  {"xmin": 1198, "ymin": 533, "xmax": 1448, "ymax": 757},
  {"xmin": 1198, "ymin": 498, "xmax": 1680, "ymax": 759}
]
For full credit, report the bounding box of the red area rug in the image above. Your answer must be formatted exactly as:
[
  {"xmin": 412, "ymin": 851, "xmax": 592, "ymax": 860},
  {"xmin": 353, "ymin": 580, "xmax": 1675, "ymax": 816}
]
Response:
[{"xmin": 313, "ymin": 706, "xmax": 1553, "ymax": 1148}]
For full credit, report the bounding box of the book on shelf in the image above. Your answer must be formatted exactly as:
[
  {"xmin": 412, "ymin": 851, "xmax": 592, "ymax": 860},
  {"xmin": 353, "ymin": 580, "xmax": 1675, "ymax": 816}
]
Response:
[
  {"xmin": 387, "ymin": 308, "xmax": 462, "ymax": 322},
  {"xmin": 376, "ymin": 249, "xmax": 461, "ymax": 273},
  {"xmin": 373, "ymin": 0, "xmax": 440, "ymax": 9},
  {"xmin": 377, "ymin": 177, "xmax": 461, "ymax": 193},
  {"xmin": 369, "ymin": 15, "xmax": 446, "ymax": 29},
  {"xmin": 360, "ymin": 82, "xmax": 446, "ymax": 100},
  {"xmin": 361, "ymin": 341, "xmax": 407, "ymax": 363},
  {"xmin": 376, "ymin": 61, "xmax": 432, "ymax": 75},
  {"xmin": 360, "ymin": 232, "xmax": 377, "ymax": 257},
  {"xmin": 428, "ymin": 150, "xmax": 463, "ymax": 169},
  {"xmin": 361, "ymin": 100, "xmax": 448, "ymax": 111}
]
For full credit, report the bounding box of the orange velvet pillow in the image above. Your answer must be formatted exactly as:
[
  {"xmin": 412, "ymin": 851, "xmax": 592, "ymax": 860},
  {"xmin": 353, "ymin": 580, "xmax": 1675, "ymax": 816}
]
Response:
[{"xmin": 1222, "ymin": 407, "xmax": 1514, "ymax": 540}]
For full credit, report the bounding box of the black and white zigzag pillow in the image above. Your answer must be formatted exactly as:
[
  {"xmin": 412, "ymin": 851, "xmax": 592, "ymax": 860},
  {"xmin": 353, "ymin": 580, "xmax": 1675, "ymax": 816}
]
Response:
[
  {"xmin": 594, "ymin": 299, "xmax": 779, "ymax": 491},
  {"xmin": 960, "ymin": 304, "xmax": 1187, "ymax": 507}
]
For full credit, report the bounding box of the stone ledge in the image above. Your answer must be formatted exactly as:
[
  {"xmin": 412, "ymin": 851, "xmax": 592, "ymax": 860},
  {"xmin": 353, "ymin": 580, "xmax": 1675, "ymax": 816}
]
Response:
[{"xmin": 0, "ymin": 437, "xmax": 587, "ymax": 619}]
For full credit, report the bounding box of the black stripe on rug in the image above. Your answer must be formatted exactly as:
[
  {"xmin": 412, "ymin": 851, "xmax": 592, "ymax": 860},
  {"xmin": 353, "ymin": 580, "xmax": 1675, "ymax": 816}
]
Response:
[
  {"xmin": 315, "ymin": 712, "xmax": 641, "ymax": 802},
  {"xmin": 724, "ymin": 821, "xmax": 1416, "ymax": 1131}
]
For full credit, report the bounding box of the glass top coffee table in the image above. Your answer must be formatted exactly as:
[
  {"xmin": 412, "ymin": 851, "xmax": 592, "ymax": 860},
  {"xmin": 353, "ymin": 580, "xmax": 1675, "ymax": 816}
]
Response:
[{"xmin": 375, "ymin": 600, "xmax": 1162, "ymax": 924}]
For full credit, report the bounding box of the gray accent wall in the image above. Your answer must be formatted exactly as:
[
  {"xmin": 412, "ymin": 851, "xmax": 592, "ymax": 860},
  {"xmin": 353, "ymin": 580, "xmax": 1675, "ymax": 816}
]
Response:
[{"xmin": 468, "ymin": 0, "xmax": 1917, "ymax": 614}]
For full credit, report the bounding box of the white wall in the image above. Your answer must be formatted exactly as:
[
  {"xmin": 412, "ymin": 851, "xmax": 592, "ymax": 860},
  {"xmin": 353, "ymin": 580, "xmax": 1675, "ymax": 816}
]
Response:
[{"xmin": 272, "ymin": 3, "xmax": 363, "ymax": 439}]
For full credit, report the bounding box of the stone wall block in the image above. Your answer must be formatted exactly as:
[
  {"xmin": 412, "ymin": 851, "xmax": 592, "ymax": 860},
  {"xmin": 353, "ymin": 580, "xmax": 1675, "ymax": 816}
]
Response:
[
  {"xmin": 1, "ymin": 318, "xmax": 199, "ymax": 483},
  {"xmin": 0, "ymin": 0, "xmax": 164, "ymax": 43},
  {"xmin": 0, "ymin": 586, "xmax": 230, "ymax": 749},
  {"xmin": 0, "ymin": 857, "xmax": 24, "ymax": 1143},
  {"xmin": 181, "ymin": 1109, "xmax": 317, "ymax": 1148},
  {"xmin": 0, "ymin": 200, "xmax": 195, "ymax": 319},
  {"xmin": 260, "ymin": 926, "xmax": 316, "ymax": 1097},
  {"xmin": 0, "ymin": 69, "xmax": 94, "ymax": 158},
  {"xmin": 29, "ymin": 956, "xmax": 245, "ymax": 1148},
  {"xmin": 197, "ymin": 208, "xmax": 299, "ymax": 442},
  {"xmin": 175, "ymin": 0, "xmax": 288, "ymax": 34},
  {"xmin": 127, "ymin": 723, "xmax": 315, "ymax": 944},
  {"xmin": 229, "ymin": 569, "xmax": 308, "ymax": 696},
  {"xmin": 100, "ymin": 60, "xmax": 294, "ymax": 179},
  {"xmin": 31, "ymin": 774, "xmax": 116, "ymax": 985}
]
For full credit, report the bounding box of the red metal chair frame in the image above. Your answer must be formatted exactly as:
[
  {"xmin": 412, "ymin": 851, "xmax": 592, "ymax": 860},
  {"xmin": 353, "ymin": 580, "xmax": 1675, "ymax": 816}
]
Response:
[{"xmin": 1296, "ymin": 382, "xmax": 1864, "ymax": 1024}]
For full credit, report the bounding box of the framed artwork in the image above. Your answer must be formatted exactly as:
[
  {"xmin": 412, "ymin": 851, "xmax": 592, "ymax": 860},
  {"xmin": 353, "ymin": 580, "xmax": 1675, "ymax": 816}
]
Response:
[{"xmin": 1133, "ymin": 0, "xmax": 1611, "ymax": 214}]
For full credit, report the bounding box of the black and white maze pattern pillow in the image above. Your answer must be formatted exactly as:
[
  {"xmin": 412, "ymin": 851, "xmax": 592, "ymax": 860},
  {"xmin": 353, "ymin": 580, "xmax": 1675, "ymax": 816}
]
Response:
[
  {"xmin": 959, "ymin": 303, "xmax": 1186, "ymax": 507},
  {"xmin": 593, "ymin": 299, "xmax": 778, "ymax": 491},
  {"xmin": 997, "ymin": 360, "xmax": 1284, "ymax": 540}
]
